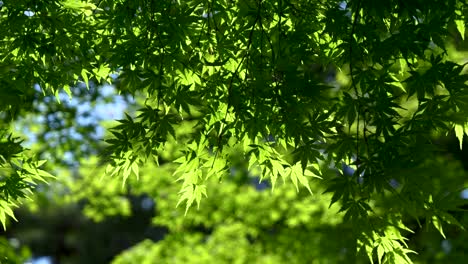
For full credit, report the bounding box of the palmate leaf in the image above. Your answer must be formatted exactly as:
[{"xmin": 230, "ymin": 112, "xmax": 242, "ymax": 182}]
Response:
[
  {"xmin": 204, "ymin": 156, "xmax": 228, "ymax": 180},
  {"xmin": 0, "ymin": 173, "xmax": 29, "ymax": 201},
  {"xmin": 324, "ymin": 174, "xmax": 354, "ymax": 208},
  {"xmin": 173, "ymin": 145, "xmax": 211, "ymax": 214},
  {"xmin": 292, "ymin": 142, "xmax": 321, "ymax": 172},
  {"xmin": 176, "ymin": 183, "xmax": 207, "ymax": 215},
  {"xmin": 4, "ymin": 0, "xmax": 468, "ymax": 260},
  {"xmin": 104, "ymin": 152, "xmax": 140, "ymax": 188},
  {"xmin": 268, "ymin": 158, "xmax": 284, "ymax": 191},
  {"xmin": 0, "ymin": 200, "xmax": 17, "ymax": 230},
  {"xmin": 0, "ymin": 155, "xmax": 54, "ymax": 229},
  {"xmin": 284, "ymin": 163, "xmax": 321, "ymax": 194},
  {"xmin": 383, "ymin": 248, "xmax": 416, "ymax": 264},
  {"xmin": 359, "ymin": 222, "xmax": 416, "ymax": 264}
]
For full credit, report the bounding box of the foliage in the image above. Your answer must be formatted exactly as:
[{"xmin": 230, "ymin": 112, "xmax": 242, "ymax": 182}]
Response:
[
  {"xmin": 10, "ymin": 124, "xmax": 467, "ymax": 263},
  {"xmin": 1, "ymin": 0, "xmax": 468, "ymax": 263},
  {"xmin": 0, "ymin": 131, "xmax": 54, "ymax": 229}
]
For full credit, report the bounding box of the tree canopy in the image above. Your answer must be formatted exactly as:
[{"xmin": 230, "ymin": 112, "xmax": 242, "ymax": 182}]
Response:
[{"xmin": 1, "ymin": 0, "xmax": 468, "ymax": 263}]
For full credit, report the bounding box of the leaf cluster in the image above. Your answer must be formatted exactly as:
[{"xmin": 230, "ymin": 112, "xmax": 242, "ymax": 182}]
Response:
[{"xmin": 2, "ymin": 0, "xmax": 468, "ymax": 262}]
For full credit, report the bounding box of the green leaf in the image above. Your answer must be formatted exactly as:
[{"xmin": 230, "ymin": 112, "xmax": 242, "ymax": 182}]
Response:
[
  {"xmin": 176, "ymin": 184, "xmax": 207, "ymax": 215},
  {"xmin": 455, "ymin": 20, "xmax": 465, "ymax": 40},
  {"xmin": 131, "ymin": 162, "xmax": 139, "ymax": 180},
  {"xmin": 288, "ymin": 163, "xmax": 317, "ymax": 194},
  {"xmin": 454, "ymin": 124, "xmax": 464, "ymax": 150},
  {"xmin": 0, "ymin": 200, "xmax": 17, "ymax": 230},
  {"xmin": 81, "ymin": 69, "xmax": 90, "ymax": 89},
  {"xmin": 63, "ymin": 84, "xmax": 72, "ymax": 99},
  {"xmin": 121, "ymin": 158, "xmax": 132, "ymax": 187},
  {"xmin": 377, "ymin": 244, "xmax": 385, "ymax": 264},
  {"xmin": 439, "ymin": 211, "xmax": 465, "ymax": 230},
  {"xmin": 432, "ymin": 215, "xmax": 446, "ymax": 239}
]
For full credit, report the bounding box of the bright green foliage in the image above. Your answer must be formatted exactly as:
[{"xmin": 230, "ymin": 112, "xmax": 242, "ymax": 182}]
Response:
[
  {"xmin": 0, "ymin": 131, "xmax": 54, "ymax": 229},
  {"xmin": 1, "ymin": 0, "xmax": 468, "ymax": 263},
  {"xmin": 52, "ymin": 142, "xmax": 467, "ymax": 263},
  {"xmin": 11, "ymin": 122, "xmax": 467, "ymax": 263}
]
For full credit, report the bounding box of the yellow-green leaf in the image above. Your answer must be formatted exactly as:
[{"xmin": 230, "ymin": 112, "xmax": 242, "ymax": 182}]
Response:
[
  {"xmin": 81, "ymin": 68, "xmax": 90, "ymax": 89},
  {"xmin": 454, "ymin": 124, "xmax": 464, "ymax": 149},
  {"xmin": 456, "ymin": 20, "xmax": 465, "ymax": 40},
  {"xmin": 432, "ymin": 215, "xmax": 446, "ymax": 239}
]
